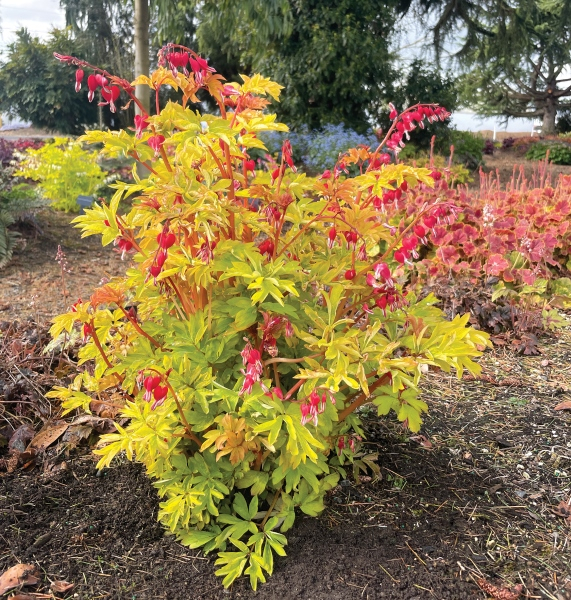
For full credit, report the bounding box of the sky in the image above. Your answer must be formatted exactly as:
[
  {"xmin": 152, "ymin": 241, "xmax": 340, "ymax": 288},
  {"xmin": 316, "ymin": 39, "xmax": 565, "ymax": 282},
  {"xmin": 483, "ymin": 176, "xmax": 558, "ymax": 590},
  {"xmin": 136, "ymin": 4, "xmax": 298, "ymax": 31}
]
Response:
[
  {"xmin": 0, "ymin": 0, "xmax": 65, "ymax": 56},
  {"xmin": 0, "ymin": 1, "xmax": 536, "ymax": 133}
]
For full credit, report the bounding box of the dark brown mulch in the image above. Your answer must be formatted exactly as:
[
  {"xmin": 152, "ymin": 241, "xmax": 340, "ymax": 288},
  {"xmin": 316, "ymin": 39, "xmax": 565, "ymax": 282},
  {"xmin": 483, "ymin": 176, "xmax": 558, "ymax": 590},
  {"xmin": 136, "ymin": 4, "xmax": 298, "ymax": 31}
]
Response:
[{"xmin": 1, "ymin": 442, "xmax": 485, "ymax": 600}]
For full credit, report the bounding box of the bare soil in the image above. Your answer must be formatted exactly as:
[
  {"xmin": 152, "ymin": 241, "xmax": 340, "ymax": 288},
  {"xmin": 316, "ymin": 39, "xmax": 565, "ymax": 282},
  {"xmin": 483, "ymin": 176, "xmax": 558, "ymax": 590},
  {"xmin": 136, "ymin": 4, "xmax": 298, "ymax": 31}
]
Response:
[
  {"xmin": 1, "ymin": 208, "xmax": 125, "ymax": 321},
  {"xmin": 480, "ymin": 152, "xmax": 571, "ymax": 187}
]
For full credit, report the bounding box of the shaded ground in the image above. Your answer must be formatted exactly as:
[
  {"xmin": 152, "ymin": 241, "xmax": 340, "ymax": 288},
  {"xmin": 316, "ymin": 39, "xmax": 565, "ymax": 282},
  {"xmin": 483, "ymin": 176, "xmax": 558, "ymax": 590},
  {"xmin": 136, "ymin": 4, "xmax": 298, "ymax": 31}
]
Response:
[
  {"xmin": 0, "ymin": 208, "xmax": 125, "ymax": 321},
  {"xmin": 1, "ymin": 324, "xmax": 571, "ymax": 599}
]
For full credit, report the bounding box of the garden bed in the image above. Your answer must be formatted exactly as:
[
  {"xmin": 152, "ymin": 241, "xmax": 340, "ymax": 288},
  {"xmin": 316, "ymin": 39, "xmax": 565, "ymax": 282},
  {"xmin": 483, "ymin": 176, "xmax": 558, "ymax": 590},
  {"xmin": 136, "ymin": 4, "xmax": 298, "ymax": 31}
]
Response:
[
  {"xmin": 0, "ymin": 208, "xmax": 125, "ymax": 320},
  {"xmin": 1, "ymin": 322, "xmax": 570, "ymax": 599}
]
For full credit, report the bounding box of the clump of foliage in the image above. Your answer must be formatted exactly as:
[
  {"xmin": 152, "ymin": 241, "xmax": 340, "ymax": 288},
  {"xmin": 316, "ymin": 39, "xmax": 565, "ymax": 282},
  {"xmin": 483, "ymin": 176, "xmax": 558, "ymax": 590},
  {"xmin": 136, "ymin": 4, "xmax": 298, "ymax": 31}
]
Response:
[
  {"xmin": 502, "ymin": 137, "xmax": 516, "ymax": 150},
  {"xmin": 483, "ymin": 139, "xmax": 495, "ymax": 155},
  {"xmin": 448, "ymin": 130, "xmax": 485, "ymax": 168},
  {"xmin": 408, "ymin": 172, "xmax": 571, "ymax": 349},
  {"xmin": 48, "ymin": 47, "xmax": 489, "ymax": 590},
  {"xmin": 0, "ymin": 29, "xmax": 99, "ymax": 135},
  {"xmin": 0, "ymin": 139, "xmax": 15, "ymax": 166},
  {"xmin": 402, "ymin": 153, "xmax": 473, "ymax": 187},
  {"xmin": 260, "ymin": 124, "xmax": 379, "ymax": 173},
  {"xmin": 0, "ymin": 167, "xmax": 44, "ymax": 268},
  {"xmin": 16, "ymin": 138, "xmax": 106, "ymax": 212},
  {"xmin": 525, "ymin": 142, "xmax": 571, "ymax": 165},
  {"xmin": 0, "ymin": 138, "xmax": 46, "ymax": 167}
]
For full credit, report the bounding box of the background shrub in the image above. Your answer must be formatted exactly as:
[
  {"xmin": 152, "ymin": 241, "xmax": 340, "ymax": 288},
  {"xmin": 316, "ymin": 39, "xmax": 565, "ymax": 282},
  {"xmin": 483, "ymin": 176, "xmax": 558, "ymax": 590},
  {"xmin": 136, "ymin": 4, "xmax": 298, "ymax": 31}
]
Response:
[
  {"xmin": 0, "ymin": 167, "xmax": 44, "ymax": 268},
  {"xmin": 16, "ymin": 138, "xmax": 107, "ymax": 212},
  {"xmin": 525, "ymin": 142, "xmax": 571, "ymax": 165},
  {"xmin": 259, "ymin": 124, "xmax": 378, "ymax": 173}
]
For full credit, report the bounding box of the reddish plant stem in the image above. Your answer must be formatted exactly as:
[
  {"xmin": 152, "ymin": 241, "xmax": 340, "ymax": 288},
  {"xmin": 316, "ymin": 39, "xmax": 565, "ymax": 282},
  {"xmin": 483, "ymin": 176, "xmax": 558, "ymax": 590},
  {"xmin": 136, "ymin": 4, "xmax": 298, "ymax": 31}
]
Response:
[
  {"xmin": 128, "ymin": 151, "xmax": 160, "ymax": 177},
  {"xmin": 159, "ymin": 145, "xmax": 173, "ymax": 172},
  {"xmin": 118, "ymin": 306, "xmax": 162, "ymax": 349},
  {"xmin": 277, "ymin": 204, "xmax": 329, "ymax": 258},
  {"xmin": 164, "ymin": 380, "xmax": 202, "ymax": 446},
  {"xmin": 284, "ymin": 378, "xmax": 304, "ymax": 401},
  {"xmin": 338, "ymin": 372, "xmax": 391, "ymax": 422},
  {"xmin": 89, "ymin": 321, "xmax": 114, "ymax": 371},
  {"xmin": 206, "ymin": 145, "xmax": 229, "ymax": 178}
]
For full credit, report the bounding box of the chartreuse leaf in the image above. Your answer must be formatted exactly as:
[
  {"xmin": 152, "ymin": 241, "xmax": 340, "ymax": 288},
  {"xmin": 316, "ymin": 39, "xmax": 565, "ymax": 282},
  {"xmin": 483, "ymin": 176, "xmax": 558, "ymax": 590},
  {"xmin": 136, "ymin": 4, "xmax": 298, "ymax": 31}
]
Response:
[
  {"xmin": 215, "ymin": 551, "xmax": 249, "ymax": 588},
  {"xmin": 177, "ymin": 529, "xmax": 218, "ymax": 549}
]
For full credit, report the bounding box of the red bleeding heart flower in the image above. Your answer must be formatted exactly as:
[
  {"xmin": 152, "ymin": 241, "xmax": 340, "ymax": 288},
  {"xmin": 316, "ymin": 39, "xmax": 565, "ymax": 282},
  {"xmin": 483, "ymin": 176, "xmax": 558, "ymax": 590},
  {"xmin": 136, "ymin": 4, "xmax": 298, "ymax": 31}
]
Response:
[
  {"xmin": 343, "ymin": 231, "xmax": 358, "ymax": 248},
  {"xmin": 75, "ymin": 69, "xmax": 84, "ymax": 92},
  {"xmin": 282, "ymin": 140, "xmax": 296, "ymax": 173},
  {"xmin": 143, "ymin": 375, "xmax": 161, "ymax": 401},
  {"xmin": 258, "ymin": 239, "xmax": 275, "ymax": 256},
  {"xmin": 116, "ymin": 238, "xmax": 133, "ymax": 260},
  {"xmin": 157, "ymin": 231, "xmax": 176, "ymax": 249},
  {"xmin": 100, "ymin": 85, "xmax": 121, "ymax": 113},
  {"xmin": 148, "ymin": 135, "xmax": 166, "ymax": 157},
  {"xmin": 151, "ymin": 385, "xmax": 169, "ymax": 409},
  {"xmin": 87, "ymin": 74, "xmax": 98, "ymax": 102},
  {"xmin": 423, "ymin": 215, "xmax": 437, "ymax": 229},
  {"xmin": 82, "ymin": 322, "xmax": 93, "ymax": 342},
  {"xmin": 328, "ymin": 227, "xmax": 337, "ymax": 249},
  {"xmin": 344, "ymin": 269, "xmax": 356, "ymax": 280},
  {"xmin": 134, "ymin": 115, "xmax": 149, "ymax": 139},
  {"xmin": 389, "ymin": 102, "xmax": 398, "ymax": 120}
]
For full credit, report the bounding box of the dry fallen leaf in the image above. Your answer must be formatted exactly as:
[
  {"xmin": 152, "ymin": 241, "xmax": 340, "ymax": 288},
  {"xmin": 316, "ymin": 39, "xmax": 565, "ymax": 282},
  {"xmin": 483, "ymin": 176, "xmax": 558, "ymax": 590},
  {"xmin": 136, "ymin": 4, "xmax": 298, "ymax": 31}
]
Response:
[
  {"xmin": 552, "ymin": 500, "xmax": 571, "ymax": 524},
  {"xmin": 0, "ymin": 564, "xmax": 40, "ymax": 595},
  {"xmin": 409, "ymin": 435, "xmax": 433, "ymax": 449},
  {"xmin": 554, "ymin": 400, "xmax": 571, "ymax": 411},
  {"xmin": 69, "ymin": 415, "xmax": 116, "ymax": 434},
  {"xmin": 28, "ymin": 421, "xmax": 68, "ymax": 452},
  {"xmin": 8, "ymin": 425, "xmax": 35, "ymax": 453},
  {"xmin": 51, "ymin": 580, "xmax": 75, "ymax": 593}
]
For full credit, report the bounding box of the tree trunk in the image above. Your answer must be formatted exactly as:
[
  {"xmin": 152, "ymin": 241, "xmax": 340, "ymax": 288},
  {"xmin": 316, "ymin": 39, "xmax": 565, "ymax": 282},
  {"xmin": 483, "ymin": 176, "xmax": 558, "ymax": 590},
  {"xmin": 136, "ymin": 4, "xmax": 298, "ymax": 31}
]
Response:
[
  {"xmin": 134, "ymin": 0, "xmax": 150, "ymax": 178},
  {"xmin": 542, "ymin": 96, "xmax": 557, "ymax": 135},
  {"xmin": 134, "ymin": 0, "xmax": 150, "ymax": 116}
]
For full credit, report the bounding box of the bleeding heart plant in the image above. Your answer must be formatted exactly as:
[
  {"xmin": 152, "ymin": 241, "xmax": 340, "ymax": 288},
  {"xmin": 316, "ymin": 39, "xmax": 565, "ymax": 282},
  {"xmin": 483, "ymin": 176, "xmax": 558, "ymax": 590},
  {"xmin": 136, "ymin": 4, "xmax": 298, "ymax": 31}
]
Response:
[{"xmin": 48, "ymin": 45, "xmax": 490, "ymax": 590}]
